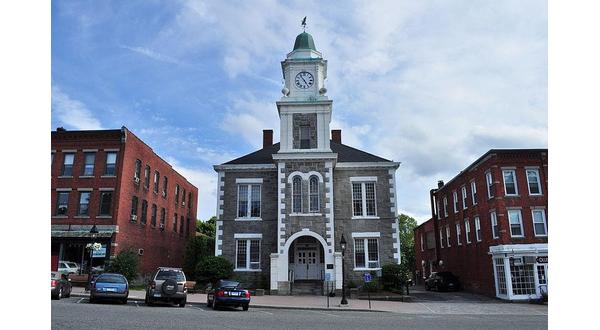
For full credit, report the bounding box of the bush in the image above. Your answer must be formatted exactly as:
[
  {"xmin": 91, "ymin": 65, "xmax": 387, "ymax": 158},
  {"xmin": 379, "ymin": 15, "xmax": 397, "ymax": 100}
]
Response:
[
  {"xmin": 105, "ymin": 248, "xmax": 139, "ymax": 282},
  {"xmin": 183, "ymin": 235, "xmax": 215, "ymax": 280},
  {"xmin": 381, "ymin": 263, "xmax": 411, "ymax": 290},
  {"xmin": 195, "ymin": 256, "xmax": 234, "ymax": 285},
  {"xmin": 347, "ymin": 279, "xmax": 357, "ymax": 289}
]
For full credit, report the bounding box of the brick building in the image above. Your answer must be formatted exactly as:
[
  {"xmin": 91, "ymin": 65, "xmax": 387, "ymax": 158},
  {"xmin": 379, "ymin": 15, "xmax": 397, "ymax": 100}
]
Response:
[
  {"xmin": 414, "ymin": 149, "xmax": 548, "ymax": 301},
  {"xmin": 51, "ymin": 127, "xmax": 198, "ymax": 275},
  {"xmin": 214, "ymin": 31, "xmax": 401, "ymax": 295}
]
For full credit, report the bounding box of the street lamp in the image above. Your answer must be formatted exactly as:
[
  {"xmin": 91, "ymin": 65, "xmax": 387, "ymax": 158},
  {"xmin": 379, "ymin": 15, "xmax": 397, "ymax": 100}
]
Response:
[
  {"xmin": 340, "ymin": 234, "xmax": 348, "ymax": 305},
  {"xmin": 86, "ymin": 225, "xmax": 99, "ymax": 291}
]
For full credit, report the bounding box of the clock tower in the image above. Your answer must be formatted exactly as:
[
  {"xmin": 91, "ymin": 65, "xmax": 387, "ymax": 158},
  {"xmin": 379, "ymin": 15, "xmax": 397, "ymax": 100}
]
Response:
[{"xmin": 276, "ymin": 31, "xmax": 333, "ymax": 153}]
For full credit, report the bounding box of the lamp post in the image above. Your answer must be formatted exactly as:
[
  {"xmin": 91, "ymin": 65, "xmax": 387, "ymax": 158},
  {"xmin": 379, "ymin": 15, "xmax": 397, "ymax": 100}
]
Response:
[
  {"xmin": 340, "ymin": 234, "xmax": 348, "ymax": 305},
  {"xmin": 86, "ymin": 225, "xmax": 99, "ymax": 291}
]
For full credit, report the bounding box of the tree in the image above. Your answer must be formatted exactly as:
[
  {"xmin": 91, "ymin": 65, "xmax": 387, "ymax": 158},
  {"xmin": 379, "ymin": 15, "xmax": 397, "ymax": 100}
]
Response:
[
  {"xmin": 196, "ymin": 216, "xmax": 216, "ymax": 238},
  {"xmin": 398, "ymin": 214, "xmax": 418, "ymax": 275},
  {"xmin": 182, "ymin": 234, "xmax": 215, "ymax": 280},
  {"xmin": 195, "ymin": 256, "xmax": 233, "ymax": 285},
  {"xmin": 106, "ymin": 248, "xmax": 139, "ymax": 282}
]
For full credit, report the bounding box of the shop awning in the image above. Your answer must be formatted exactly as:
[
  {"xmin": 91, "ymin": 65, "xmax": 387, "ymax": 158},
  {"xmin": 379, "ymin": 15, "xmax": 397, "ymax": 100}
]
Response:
[{"xmin": 51, "ymin": 230, "xmax": 114, "ymax": 238}]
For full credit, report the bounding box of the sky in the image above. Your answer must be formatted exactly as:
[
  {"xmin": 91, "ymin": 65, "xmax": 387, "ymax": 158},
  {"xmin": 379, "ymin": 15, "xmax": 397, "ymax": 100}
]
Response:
[{"xmin": 51, "ymin": 0, "xmax": 548, "ymax": 223}]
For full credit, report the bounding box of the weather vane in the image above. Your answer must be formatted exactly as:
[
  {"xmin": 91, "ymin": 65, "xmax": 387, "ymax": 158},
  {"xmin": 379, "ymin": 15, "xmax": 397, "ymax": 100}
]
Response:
[{"xmin": 301, "ymin": 16, "xmax": 307, "ymax": 32}]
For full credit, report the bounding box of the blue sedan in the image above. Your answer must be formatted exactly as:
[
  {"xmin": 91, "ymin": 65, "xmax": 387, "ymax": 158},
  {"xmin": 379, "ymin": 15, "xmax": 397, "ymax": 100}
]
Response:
[
  {"xmin": 90, "ymin": 273, "xmax": 129, "ymax": 304},
  {"xmin": 206, "ymin": 280, "xmax": 251, "ymax": 311}
]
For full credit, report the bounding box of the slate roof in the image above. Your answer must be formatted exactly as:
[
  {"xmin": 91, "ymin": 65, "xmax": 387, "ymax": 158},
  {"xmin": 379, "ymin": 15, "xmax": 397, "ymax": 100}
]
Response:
[{"xmin": 222, "ymin": 140, "xmax": 392, "ymax": 165}]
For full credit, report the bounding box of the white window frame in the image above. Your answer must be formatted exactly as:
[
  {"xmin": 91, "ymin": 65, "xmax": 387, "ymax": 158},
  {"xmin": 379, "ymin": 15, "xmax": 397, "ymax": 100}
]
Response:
[
  {"xmin": 532, "ymin": 209, "xmax": 548, "ymax": 237},
  {"xmin": 445, "ymin": 225, "xmax": 451, "ymax": 247},
  {"xmin": 461, "ymin": 186, "xmax": 468, "ymax": 209},
  {"xmin": 292, "ymin": 176, "xmax": 303, "ymax": 214},
  {"xmin": 236, "ymin": 183, "xmax": 262, "ymax": 220},
  {"xmin": 465, "ymin": 219, "xmax": 471, "ymax": 244},
  {"xmin": 437, "ymin": 200, "xmax": 442, "ymax": 220},
  {"xmin": 502, "ymin": 169, "xmax": 519, "ymax": 196},
  {"xmin": 443, "ymin": 196, "xmax": 448, "ymax": 217},
  {"xmin": 439, "ymin": 228, "xmax": 444, "ymax": 248},
  {"xmin": 490, "ymin": 211, "xmax": 499, "ymax": 239},
  {"xmin": 526, "ymin": 168, "xmax": 543, "ymax": 196},
  {"xmin": 351, "ymin": 181, "xmax": 378, "ymax": 219},
  {"xmin": 471, "ymin": 181, "xmax": 477, "ymax": 205},
  {"xmin": 234, "ymin": 236, "xmax": 261, "ymax": 271},
  {"xmin": 507, "ymin": 209, "xmax": 525, "ymax": 238},
  {"xmin": 353, "ymin": 237, "xmax": 380, "ymax": 270},
  {"xmin": 420, "ymin": 234, "xmax": 424, "ymax": 252},
  {"xmin": 456, "ymin": 223, "xmax": 462, "ymax": 246},
  {"xmin": 309, "ymin": 175, "xmax": 320, "ymax": 213},
  {"xmin": 453, "ymin": 190, "xmax": 458, "ymax": 213},
  {"xmin": 486, "ymin": 171, "xmax": 494, "ymax": 199},
  {"xmin": 475, "ymin": 216, "xmax": 482, "ymax": 242}
]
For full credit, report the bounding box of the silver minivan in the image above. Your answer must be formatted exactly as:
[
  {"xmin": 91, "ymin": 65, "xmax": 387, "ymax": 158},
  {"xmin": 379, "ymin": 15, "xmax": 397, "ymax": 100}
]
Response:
[{"xmin": 144, "ymin": 267, "xmax": 187, "ymax": 307}]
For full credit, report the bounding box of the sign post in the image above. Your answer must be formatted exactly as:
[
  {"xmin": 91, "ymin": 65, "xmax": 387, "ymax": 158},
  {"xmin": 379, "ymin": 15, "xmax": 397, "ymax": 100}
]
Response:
[{"xmin": 363, "ymin": 272, "xmax": 372, "ymax": 309}]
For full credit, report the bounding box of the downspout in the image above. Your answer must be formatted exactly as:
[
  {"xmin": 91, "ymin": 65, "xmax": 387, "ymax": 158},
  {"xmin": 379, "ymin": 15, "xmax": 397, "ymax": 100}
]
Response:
[{"xmin": 429, "ymin": 188, "xmax": 441, "ymax": 268}]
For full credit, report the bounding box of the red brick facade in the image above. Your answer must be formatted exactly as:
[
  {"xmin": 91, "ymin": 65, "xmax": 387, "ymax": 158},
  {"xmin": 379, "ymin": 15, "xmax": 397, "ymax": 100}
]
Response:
[
  {"xmin": 51, "ymin": 127, "xmax": 198, "ymax": 275},
  {"xmin": 414, "ymin": 149, "xmax": 548, "ymax": 298}
]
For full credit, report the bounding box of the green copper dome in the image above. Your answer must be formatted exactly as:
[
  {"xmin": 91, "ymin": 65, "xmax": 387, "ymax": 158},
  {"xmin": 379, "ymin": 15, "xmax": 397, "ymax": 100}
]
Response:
[{"xmin": 293, "ymin": 32, "xmax": 316, "ymax": 51}]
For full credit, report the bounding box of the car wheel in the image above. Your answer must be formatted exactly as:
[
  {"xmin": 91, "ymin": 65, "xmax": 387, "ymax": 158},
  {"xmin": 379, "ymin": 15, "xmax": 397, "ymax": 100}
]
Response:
[
  {"xmin": 89, "ymin": 296, "xmax": 95, "ymax": 304},
  {"xmin": 122, "ymin": 298, "xmax": 128, "ymax": 304},
  {"xmin": 242, "ymin": 304, "xmax": 249, "ymax": 311},
  {"xmin": 57, "ymin": 288, "xmax": 62, "ymax": 300},
  {"xmin": 179, "ymin": 299, "xmax": 186, "ymax": 307},
  {"xmin": 212, "ymin": 301, "xmax": 218, "ymax": 310}
]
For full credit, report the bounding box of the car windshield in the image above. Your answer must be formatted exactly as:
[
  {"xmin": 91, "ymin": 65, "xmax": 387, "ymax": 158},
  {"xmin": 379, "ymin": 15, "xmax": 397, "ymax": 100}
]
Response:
[
  {"xmin": 97, "ymin": 274, "xmax": 127, "ymax": 284},
  {"xmin": 156, "ymin": 270, "xmax": 185, "ymax": 281},
  {"xmin": 219, "ymin": 280, "xmax": 240, "ymax": 289},
  {"xmin": 67, "ymin": 263, "xmax": 78, "ymax": 268}
]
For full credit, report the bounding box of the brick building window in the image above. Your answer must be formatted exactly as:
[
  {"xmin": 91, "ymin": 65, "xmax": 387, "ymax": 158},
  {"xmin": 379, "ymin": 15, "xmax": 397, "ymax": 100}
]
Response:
[
  {"xmin": 188, "ymin": 192, "xmax": 192, "ymax": 209},
  {"xmin": 104, "ymin": 152, "xmax": 117, "ymax": 176},
  {"xmin": 439, "ymin": 229, "xmax": 444, "ymax": 248},
  {"xmin": 490, "ymin": 211, "xmax": 499, "ymax": 239},
  {"xmin": 309, "ymin": 176, "xmax": 319, "ymax": 213},
  {"xmin": 352, "ymin": 182, "xmax": 377, "ymax": 218},
  {"xmin": 154, "ymin": 171, "xmax": 160, "ymax": 193},
  {"xmin": 420, "ymin": 234, "xmax": 424, "ymax": 252},
  {"xmin": 425, "ymin": 232, "xmax": 435, "ymax": 249},
  {"xmin": 144, "ymin": 165, "xmax": 150, "ymax": 189},
  {"xmin": 237, "ymin": 184, "xmax": 261, "ymax": 219},
  {"xmin": 354, "ymin": 238, "xmax": 379, "ymax": 269},
  {"xmin": 77, "ymin": 192, "xmax": 91, "ymax": 216},
  {"xmin": 151, "ymin": 204, "xmax": 157, "ymax": 228},
  {"xmin": 486, "ymin": 171, "xmax": 494, "ymax": 198},
  {"xmin": 471, "ymin": 181, "xmax": 477, "ymax": 205},
  {"xmin": 502, "ymin": 170, "xmax": 518, "ymax": 196},
  {"xmin": 173, "ymin": 213, "xmax": 178, "ymax": 232},
  {"xmin": 465, "ymin": 219, "xmax": 471, "ymax": 244},
  {"xmin": 61, "ymin": 153, "xmax": 74, "ymax": 176},
  {"xmin": 180, "ymin": 215, "xmax": 184, "ymax": 235},
  {"xmin": 494, "ymin": 258, "xmax": 507, "ymax": 295},
  {"xmin": 99, "ymin": 192, "xmax": 113, "ymax": 216},
  {"xmin": 443, "ymin": 196, "xmax": 448, "ymax": 217},
  {"xmin": 182, "ymin": 188, "xmax": 186, "ymax": 206},
  {"xmin": 532, "ymin": 209, "xmax": 547, "ymax": 237},
  {"xmin": 175, "ymin": 184, "xmax": 180, "ymax": 204},
  {"xmin": 456, "ymin": 223, "xmax": 462, "ymax": 246},
  {"xmin": 445, "ymin": 225, "xmax": 451, "ymax": 247},
  {"xmin": 453, "ymin": 191, "xmax": 458, "ymax": 213},
  {"xmin": 162, "ymin": 176, "xmax": 168, "ymax": 198},
  {"xmin": 134, "ymin": 159, "xmax": 141, "ymax": 181},
  {"xmin": 236, "ymin": 239, "xmax": 261, "ymax": 270},
  {"xmin": 462, "ymin": 186, "xmax": 468, "ymax": 209},
  {"xmin": 130, "ymin": 196, "xmax": 138, "ymax": 222},
  {"xmin": 140, "ymin": 200, "xmax": 147, "ymax": 225},
  {"xmin": 160, "ymin": 208, "xmax": 166, "ymax": 230},
  {"xmin": 508, "ymin": 209, "xmax": 524, "ymax": 237},
  {"xmin": 56, "ymin": 192, "xmax": 69, "ymax": 215},
  {"xmin": 82, "ymin": 153, "xmax": 95, "ymax": 176},
  {"xmin": 436, "ymin": 200, "xmax": 441, "ymax": 220},
  {"xmin": 475, "ymin": 216, "xmax": 482, "ymax": 242},
  {"xmin": 526, "ymin": 169, "xmax": 542, "ymax": 195}
]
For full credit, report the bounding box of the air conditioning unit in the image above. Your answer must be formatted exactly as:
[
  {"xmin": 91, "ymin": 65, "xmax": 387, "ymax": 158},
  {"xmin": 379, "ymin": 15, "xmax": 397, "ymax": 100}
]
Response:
[
  {"xmin": 130, "ymin": 214, "xmax": 137, "ymax": 221},
  {"xmin": 138, "ymin": 248, "xmax": 144, "ymax": 256},
  {"xmin": 159, "ymin": 223, "xmax": 165, "ymax": 231},
  {"xmin": 162, "ymin": 191, "xmax": 167, "ymax": 197},
  {"xmin": 134, "ymin": 177, "xmax": 140, "ymax": 184},
  {"xmin": 182, "ymin": 201, "xmax": 185, "ymax": 206}
]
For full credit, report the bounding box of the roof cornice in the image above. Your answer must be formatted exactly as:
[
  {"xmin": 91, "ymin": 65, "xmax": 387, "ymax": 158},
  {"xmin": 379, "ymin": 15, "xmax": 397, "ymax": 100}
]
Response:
[
  {"xmin": 213, "ymin": 164, "xmax": 276, "ymax": 172},
  {"xmin": 335, "ymin": 162, "xmax": 400, "ymax": 169}
]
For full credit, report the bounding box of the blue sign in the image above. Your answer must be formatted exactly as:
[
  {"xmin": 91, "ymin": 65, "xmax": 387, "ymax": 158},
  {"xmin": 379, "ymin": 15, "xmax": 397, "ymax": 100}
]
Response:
[
  {"xmin": 363, "ymin": 272, "xmax": 372, "ymax": 283},
  {"xmin": 92, "ymin": 245, "xmax": 106, "ymax": 258},
  {"xmin": 325, "ymin": 273, "xmax": 331, "ymax": 281}
]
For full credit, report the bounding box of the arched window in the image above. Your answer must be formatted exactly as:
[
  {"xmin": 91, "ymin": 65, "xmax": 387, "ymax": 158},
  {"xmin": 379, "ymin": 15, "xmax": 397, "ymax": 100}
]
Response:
[
  {"xmin": 292, "ymin": 176, "xmax": 302, "ymax": 213},
  {"xmin": 309, "ymin": 176, "xmax": 319, "ymax": 212}
]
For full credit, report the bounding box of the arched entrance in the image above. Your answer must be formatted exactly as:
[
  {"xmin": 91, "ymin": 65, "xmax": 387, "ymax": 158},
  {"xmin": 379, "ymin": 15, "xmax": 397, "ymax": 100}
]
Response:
[{"xmin": 289, "ymin": 236, "xmax": 324, "ymax": 280}]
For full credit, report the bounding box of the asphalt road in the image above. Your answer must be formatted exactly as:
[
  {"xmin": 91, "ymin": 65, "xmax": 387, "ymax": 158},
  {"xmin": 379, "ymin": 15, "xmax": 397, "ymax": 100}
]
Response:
[{"xmin": 52, "ymin": 297, "xmax": 547, "ymax": 330}]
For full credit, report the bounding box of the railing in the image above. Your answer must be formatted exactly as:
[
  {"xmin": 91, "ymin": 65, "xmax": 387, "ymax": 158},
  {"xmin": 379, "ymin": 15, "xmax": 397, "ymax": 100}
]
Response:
[{"xmin": 289, "ymin": 269, "xmax": 294, "ymax": 294}]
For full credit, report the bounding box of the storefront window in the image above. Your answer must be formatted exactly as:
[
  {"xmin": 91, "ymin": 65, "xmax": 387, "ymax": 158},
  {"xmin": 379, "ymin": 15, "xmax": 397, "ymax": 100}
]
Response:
[
  {"xmin": 537, "ymin": 265, "xmax": 547, "ymax": 284},
  {"xmin": 510, "ymin": 264, "xmax": 536, "ymax": 295},
  {"xmin": 495, "ymin": 258, "xmax": 507, "ymax": 295}
]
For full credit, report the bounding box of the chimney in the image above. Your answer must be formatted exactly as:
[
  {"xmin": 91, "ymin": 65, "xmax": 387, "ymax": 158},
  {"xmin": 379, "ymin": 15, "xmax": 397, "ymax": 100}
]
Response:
[
  {"xmin": 262, "ymin": 129, "xmax": 273, "ymax": 148},
  {"xmin": 437, "ymin": 180, "xmax": 444, "ymax": 188},
  {"xmin": 56, "ymin": 127, "xmax": 66, "ymax": 132},
  {"xmin": 331, "ymin": 129, "xmax": 342, "ymax": 144}
]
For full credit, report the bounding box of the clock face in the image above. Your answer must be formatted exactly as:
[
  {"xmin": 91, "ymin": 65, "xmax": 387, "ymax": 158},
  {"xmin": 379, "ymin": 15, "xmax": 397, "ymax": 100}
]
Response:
[{"xmin": 294, "ymin": 71, "xmax": 314, "ymax": 89}]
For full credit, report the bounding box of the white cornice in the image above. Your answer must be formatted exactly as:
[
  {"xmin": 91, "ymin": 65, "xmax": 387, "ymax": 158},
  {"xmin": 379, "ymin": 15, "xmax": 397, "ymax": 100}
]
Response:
[
  {"xmin": 272, "ymin": 152, "xmax": 338, "ymax": 161},
  {"xmin": 488, "ymin": 243, "xmax": 548, "ymax": 255},
  {"xmin": 336, "ymin": 162, "xmax": 400, "ymax": 169},
  {"xmin": 213, "ymin": 164, "xmax": 276, "ymax": 171}
]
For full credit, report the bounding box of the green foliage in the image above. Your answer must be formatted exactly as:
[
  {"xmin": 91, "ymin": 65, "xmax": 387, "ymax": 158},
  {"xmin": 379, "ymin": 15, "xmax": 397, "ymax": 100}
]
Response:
[
  {"xmin": 196, "ymin": 216, "xmax": 217, "ymax": 238},
  {"xmin": 105, "ymin": 248, "xmax": 139, "ymax": 282},
  {"xmin": 346, "ymin": 279, "xmax": 357, "ymax": 289},
  {"xmin": 183, "ymin": 235, "xmax": 215, "ymax": 280},
  {"xmin": 195, "ymin": 256, "xmax": 234, "ymax": 285},
  {"xmin": 381, "ymin": 263, "xmax": 412, "ymax": 290},
  {"xmin": 398, "ymin": 214, "xmax": 418, "ymax": 274}
]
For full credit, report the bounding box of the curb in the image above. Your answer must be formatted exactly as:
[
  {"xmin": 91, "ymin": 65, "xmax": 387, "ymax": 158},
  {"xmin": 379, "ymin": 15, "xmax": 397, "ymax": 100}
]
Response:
[{"xmin": 70, "ymin": 293, "xmax": 387, "ymax": 313}]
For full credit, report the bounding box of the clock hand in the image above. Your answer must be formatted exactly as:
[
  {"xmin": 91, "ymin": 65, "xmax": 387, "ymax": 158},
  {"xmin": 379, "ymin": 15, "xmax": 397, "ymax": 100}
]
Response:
[{"xmin": 301, "ymin": 76, "xmax": 308, "ymax": 85}]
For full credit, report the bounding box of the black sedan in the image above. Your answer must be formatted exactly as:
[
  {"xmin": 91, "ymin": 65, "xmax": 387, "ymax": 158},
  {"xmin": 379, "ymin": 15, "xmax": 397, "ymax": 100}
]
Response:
[
  {"xmin": 51, "ymin": 271, "xmax": 72, "ymax": 300},
  {"xmin": 425, "ymin": 271, "xmax": 461, "ymax": 291},
  {"xmin": 206, "ymin": 280, "xmax": 251, "ymax": 311}
]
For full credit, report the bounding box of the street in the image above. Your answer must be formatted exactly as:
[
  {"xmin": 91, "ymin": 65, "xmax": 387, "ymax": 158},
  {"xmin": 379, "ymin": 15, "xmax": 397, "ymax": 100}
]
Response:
[{"xmin": 52, "ymin": 297, "xmax": 547, "ymax": 330}]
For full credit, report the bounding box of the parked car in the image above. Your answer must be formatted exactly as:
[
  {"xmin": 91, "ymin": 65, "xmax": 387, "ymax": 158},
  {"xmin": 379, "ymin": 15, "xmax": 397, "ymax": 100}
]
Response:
[
  {"xmin": 58, "ymin": 261, "xmax": 80, "ymax": 275},
  {"xmin": 206, "ymin": 280, "xmax": 251, "ymax": 311},
  {"xmin": 424, "ymin": 271, "xmax": 461, "ymax": 291},
  {"xmin": 51, "ymin": 271, "xmax": 72, "ymax": 300},
  {"xmin": 144, "ymin": 267, "xmax": 187, "ymax": 307},
  {"xmin": 89, "ymin": 273, "xmax": 129, "ymax": 304}
]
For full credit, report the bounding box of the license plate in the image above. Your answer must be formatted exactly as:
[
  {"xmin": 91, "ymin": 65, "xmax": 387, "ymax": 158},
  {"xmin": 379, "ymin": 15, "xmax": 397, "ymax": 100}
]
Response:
[
  {"xmin": 106, "ymin": 288, "xmax": 117, "ymax": 292},
  {"xmin": 154, "ymin": 293, "xmax": 161, "ymax": 297},
  {"xmin": 229, "ymin": 292, "xmax": 240, "ymax": 296}
]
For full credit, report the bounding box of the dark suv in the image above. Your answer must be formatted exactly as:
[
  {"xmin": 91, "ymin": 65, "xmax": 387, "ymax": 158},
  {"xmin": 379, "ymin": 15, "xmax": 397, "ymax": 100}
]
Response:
[
  {"xmin": 425, "ymin": 271, "xmax": 461, "ymax": 291},
  {"xmin": 144, "ymin": 267, "xmax": 187, "ymax": 307}
]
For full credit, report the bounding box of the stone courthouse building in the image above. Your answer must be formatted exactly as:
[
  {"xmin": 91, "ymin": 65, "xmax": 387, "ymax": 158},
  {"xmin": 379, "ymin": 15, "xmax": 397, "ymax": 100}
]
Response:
[{"xmin": 214, "ymin": 31, "xmax": 401, "ymax": 294}]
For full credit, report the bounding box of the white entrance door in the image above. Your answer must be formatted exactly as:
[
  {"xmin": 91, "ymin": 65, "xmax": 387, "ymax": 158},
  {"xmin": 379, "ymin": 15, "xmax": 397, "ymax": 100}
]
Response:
[{"xmin": 294, "ymin": 246, "xmax": 321, "ymax": 280}]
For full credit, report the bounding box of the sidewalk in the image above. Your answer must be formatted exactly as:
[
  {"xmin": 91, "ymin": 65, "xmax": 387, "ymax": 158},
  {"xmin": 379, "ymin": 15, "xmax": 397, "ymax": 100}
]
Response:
[{"xmin": 70, "ymin": 287, "xmax": 548, "ymax": 315}]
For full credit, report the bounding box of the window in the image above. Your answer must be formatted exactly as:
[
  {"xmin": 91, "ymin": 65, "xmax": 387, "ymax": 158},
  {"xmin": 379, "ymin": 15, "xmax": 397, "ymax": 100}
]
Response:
[
  {"xmin": 495, "ymin": 258, "xmax": 507, "ymax": 295},
  {"xmin": 465, "ymin": 219, "xmax": 471, "ymax": 244},
  {"xmin": 471, "ymin": 181, "xmax": 477, "ymax": 205},
  {"xmin": 186, "ymin": 218, "xmax": 190, "ymax": 237},
  {"xmin": 180, "ymin": 215, "xmax": 184, "ymax": 234},
  {"xmin": 144, "ymin": 165, "xmax": 150, "ymax": 189},
  {"xmin": 160, "ymin": 208, "xmax": 166, "ymax": 229},
  {"xmin": 173, "ymin": 213, "xmax": 178, "ymax": 232},
  {"xmin": 508, "ymin": 209, "xmax": 524, "ymax": 237},
  {"xmin": 426, "ymin": 232, "xmax": 435, "ymax": 249},
  {"xmin": 491, "ymin": 211, "xmax": 499, "ymax": 239},
  {"xmin": 290, "ymin": 177, "xmax": 302, "ymax": 213},
  {"xmin": 526, "ymin": 169, "xmax": 542, "ymax": 195},
  {"xmin": 354, "ymin": 238, "xmax": 380, "ymax": 269},
  {"xmin": 162, "ymin": 176, "xmax": 168, "ymax": 197},
  {"xmin": 188, "ymin": 192, "xmax": 192, "ymax": 209},
  {"xmin": 503, "ymin": 170, "xmax": 518, "ymax": 196},
  {"xmin": 182, "ymin": 188, "xmax": 186, "ymax": 206},
  {"xmin": 445, "ymin": 225, "xmax": 451, "ymax": 247},
  {"xmin": 99, "ymin": 192, "xmax": 113, "ymax": 216},
  {"xmin": 486, "ymin": 171, "xmax": 494, "ymax": 198},
  {"xmin": 352, "ymin": 182, "xmax": 377, "ymax": 217},
  {"xmin": 475, "ymin": 216, "xmax": 482, "ymax": 242},
  {"xmin": 237, "ymin": 184, "xmax": 261, "ymax": 218},
  {"xmin": 510, "ymin": 264, "xmax": 536, "ymax": 295},
  {"xmin": 134, "ymin": 159, "xmax": 141, "ymax": 180},
  {"xmin": 77, "ymin": 192, "xmax": 91, "ymax": 215},
  {"xmin": 453, "ymin": 191, "xmax": 458, "ymax": 213},
  {"xmin": 175, "ymin": 184, "xmax": 180, "ymax": 204},
  {"xmin": 437, "ymin": 200, "xmax": 441, "ymax": 220},
  {"xmin": 461, "ymin": 186, "xmax": 468, "ymax": 209},
  {"xmin": 309, "ymin": 176, "xmax": 319, "ymax": 212},
  {"xmin": 130, "ymin": 196, "xmax": 138, "ymax": 220},
  {"xmin": 82, "ymin": 153, "xmax": 95, "ymax": 176},
  {"xmin": 439, "ymin": 229, "xmax": 444, "ymax": 248},
  {"xmin": 140, "ymin": 200, "xmax": 148, "ymax": 224},
  {"xmin": 61, "ymin": 153, "xmax": 74, "ymax": 176},
  {"xmin": 299, "ymin": 126, "xmax": 311, "ymax": 149},
  {"xmin": 532, "ymin": 209, "xmax": 548, "ymax": 237},
  {"xmin": 236, "ymin": 239, "xmax": 261, "ymax": 270},
  {"xmin": 443, "ymin": 196, "xmax": 448, "ymax": 217},
  {"xmin": 153, "ymin": 171, "xmax": 160, "ymax": 193},
  {"xmin": 151, "ymin": 204, "xmax": 157, "ymax": 227},
  {"xmin": 56, "ymin": 192, "xmax": 69, "ymax": 215},
  {"xmin": 104, "ymin": 152, "xmax": 117, "ymax": 176},
  {"xmin": 456, "ymin": 223, "xmax": 462, "ymax": 246},
  {"xmin": 420, "ymin": 234, "xmax": 424, "ymax": 252}
]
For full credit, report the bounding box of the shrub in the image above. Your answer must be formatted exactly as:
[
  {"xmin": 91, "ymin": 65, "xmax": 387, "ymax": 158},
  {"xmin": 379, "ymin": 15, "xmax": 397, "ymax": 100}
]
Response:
[
  {"xmin": 105, "ymin": 248, "xmax": 139, "ymax": 282},
  {"xmin": 382, "ymin": 263, "xmax": 411, "ymax": 290},
  {"xmin": 195, "ymin": 256, "xmax": 234, "ymax": 285},
  {"xmin": 347, "ymin": 279, "xmax": 357, "ymax": 289},
  {"xmin": 182, "ymin": 235, "xmax": 215, "ymax": 280}
]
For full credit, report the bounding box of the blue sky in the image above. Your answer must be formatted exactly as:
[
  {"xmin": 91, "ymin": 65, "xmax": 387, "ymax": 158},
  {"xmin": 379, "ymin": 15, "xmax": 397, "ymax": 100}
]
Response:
[{"xmin": 51, "ymin": 0, "xmax": 548, "ymax": 223}]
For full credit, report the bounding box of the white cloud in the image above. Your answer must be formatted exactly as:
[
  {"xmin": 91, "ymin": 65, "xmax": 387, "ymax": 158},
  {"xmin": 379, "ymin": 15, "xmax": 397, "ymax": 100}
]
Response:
[
  {"xmin": 120, "ymin": 45, "xmax": 184, "ymax": 65},
  {"xmin": 220, "ymin": 94, "xmax": 280, "ymax": 149},
  {"xmin": 166, "ymin": 157, "xmax": 217, "ymax": 221},
  {"xmin": 51, "ymin": 86, "xmax": 103, "ymax": 130}
]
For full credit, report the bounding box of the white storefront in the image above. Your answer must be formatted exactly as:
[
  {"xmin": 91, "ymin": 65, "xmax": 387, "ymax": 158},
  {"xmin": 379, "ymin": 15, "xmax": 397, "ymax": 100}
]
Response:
[{"xmin": 489, "ymin": 244, "xmax": 548, "ymax": 301}]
